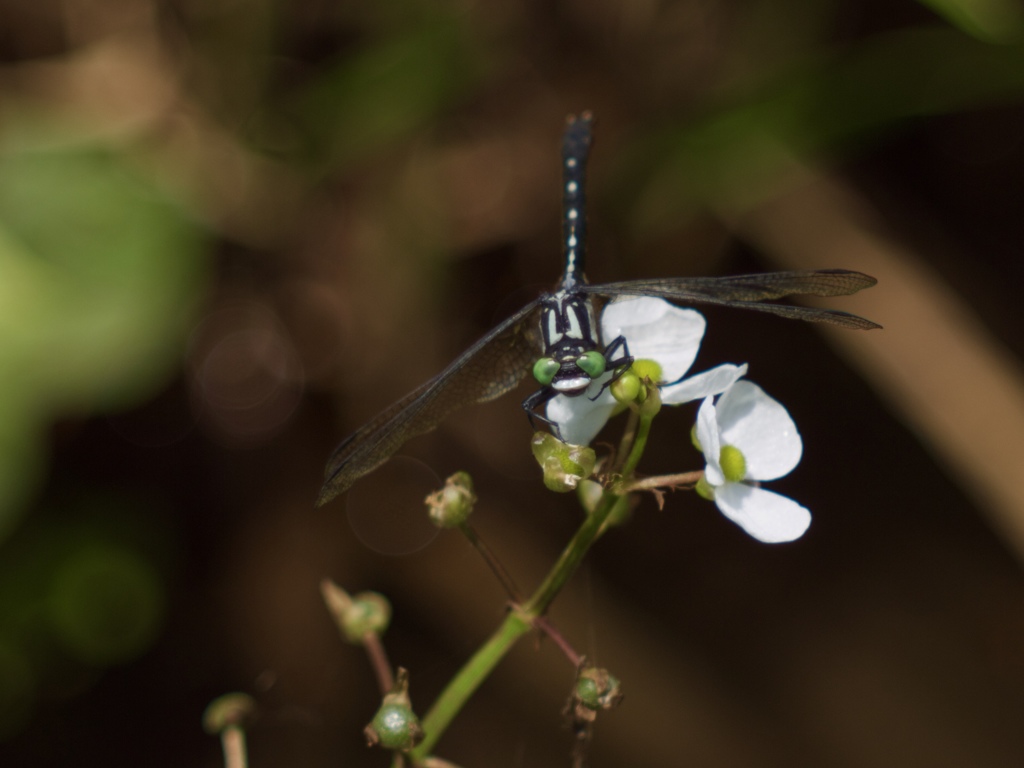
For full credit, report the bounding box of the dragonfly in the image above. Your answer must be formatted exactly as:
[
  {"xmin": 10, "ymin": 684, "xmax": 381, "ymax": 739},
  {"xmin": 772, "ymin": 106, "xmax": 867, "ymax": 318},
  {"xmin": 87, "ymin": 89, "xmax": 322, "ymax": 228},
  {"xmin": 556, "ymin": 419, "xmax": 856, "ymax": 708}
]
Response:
[{"xmin": 317, "ymin": 113, "xmax": 879, "ymax": 507}]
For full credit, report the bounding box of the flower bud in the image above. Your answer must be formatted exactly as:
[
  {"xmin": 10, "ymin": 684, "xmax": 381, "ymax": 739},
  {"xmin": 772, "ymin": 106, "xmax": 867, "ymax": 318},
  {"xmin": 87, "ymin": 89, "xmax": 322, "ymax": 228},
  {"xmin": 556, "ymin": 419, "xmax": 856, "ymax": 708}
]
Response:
[
  {"xmin": 425, "ymin": 471, "xmax": 476, "ymax": 528},
  {"xmin": 366, "ymin": 702, "xmax": 423, "ymax": 751},
  {"xmin": 610, "ymin": 370, "xmax": 641, "ymax": 405},
  {"xmin": 577, "ymin": 478, "xmax": 604, "ymax": 514},
  {"xmin": 574, "ymin": 667, "xmax": 623, "ymax": 711},
  {"xmin": 637, "ymin": 380, "xmax": 661, "ymax": 419},
  {"xmin": 202, "ymin": 693, "xmax": 256, "ymax": 734},
  {"xmin": 346, "ymin": 592, "xmax": 392, "ymax": 640},
  {"xmin": 695, "ymin": 474, "xmax": 715, "ymax": 501},
  {"xmin": 631, "ymin": 359, "xmax": 663, "ymax": 385},
  {"xmin": 321, "ymin": 581, "xmax": 392, "ymax": 643},
  {"xmin": 578, "ymin": 479, "xmax": 632, "ymax": 528},
  {"xmin": 365, "ymin": 669, "xmax": 423, "ymax": 752},
  {"xmin": 603, "ymin": 494, "xmax": 633, "ymax": 528},
  {"xmin": 531, "ymin": 433, "xmax": 596, "ymax": 492}
]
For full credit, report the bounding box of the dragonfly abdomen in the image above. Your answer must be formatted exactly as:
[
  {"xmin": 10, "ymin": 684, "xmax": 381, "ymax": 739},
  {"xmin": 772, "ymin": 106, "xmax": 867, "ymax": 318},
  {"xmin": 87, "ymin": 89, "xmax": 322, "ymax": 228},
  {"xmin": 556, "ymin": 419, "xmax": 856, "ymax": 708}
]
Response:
[{"xmin": 560, "ymin": 113, "xmax": 592, "ymax": 288}]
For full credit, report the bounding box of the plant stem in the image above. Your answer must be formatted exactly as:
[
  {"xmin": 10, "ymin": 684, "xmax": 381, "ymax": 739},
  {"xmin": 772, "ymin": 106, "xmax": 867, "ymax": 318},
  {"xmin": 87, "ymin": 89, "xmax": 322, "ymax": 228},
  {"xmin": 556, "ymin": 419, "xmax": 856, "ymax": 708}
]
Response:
[
  {"xmin": 525, "ymin": 413, "xmax": 654, "ymax": 615},
  {"xmin": 620, "ymin": 470, "xmax": 702, "ymax": 492},
  {"xmin": 220, "ymin": 726, "xmax": 248, "ymax": 768},
  {"xmin": 522, "ymin": 484, "xmax": 623, "ymax": 616},
  {"xmin": 363, "ymin": 631, "xmax": 395, "ymax": 695},
  {"xmin": 412, "ymin": 609, "xmax": 532, "ymax": 759},
  {"xmin": 619, "ymin": 411, "xmax": 654, "ymax": 480},
  {"xmin": 533, "ymin": 615, "xmax": 583, "ymax": 666},
  {"xmin": 413, "ymin": 412, "xmax": 657, "ymax": 760}
]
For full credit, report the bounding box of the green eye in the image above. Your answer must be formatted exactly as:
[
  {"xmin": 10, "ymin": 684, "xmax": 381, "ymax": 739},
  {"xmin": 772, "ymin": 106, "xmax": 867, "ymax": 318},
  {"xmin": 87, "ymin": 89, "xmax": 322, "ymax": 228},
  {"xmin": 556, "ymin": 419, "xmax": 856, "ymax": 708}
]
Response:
[
  {"xmin": 533, "ymin": 357, "xmax": 560, "ymax": 385},
  {"xmin": 576, "ymin": 350, "xmax": 606, "ymax": 378}
]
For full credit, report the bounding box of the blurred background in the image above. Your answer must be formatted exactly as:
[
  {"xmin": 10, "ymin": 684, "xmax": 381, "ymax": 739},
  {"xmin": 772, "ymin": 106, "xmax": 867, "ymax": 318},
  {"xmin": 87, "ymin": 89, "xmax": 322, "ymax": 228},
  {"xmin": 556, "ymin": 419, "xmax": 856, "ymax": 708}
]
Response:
[{"xmin": 2, "ymin": 0, "xmax": 1024, "ymax": 766}]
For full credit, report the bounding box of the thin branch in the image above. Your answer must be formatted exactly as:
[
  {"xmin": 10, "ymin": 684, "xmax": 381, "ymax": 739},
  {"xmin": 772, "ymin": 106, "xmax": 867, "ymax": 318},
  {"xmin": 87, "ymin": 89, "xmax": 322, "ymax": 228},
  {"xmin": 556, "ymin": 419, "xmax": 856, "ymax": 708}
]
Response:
[
  {"xmin": 458, "ymin": 522, "xmax": 523, "ymax": 602},
  {"xmin": 618, "ymin": 470, "xmax": 703, "ymax": 493},
  {"xmin": 533, "ymin": 615, "xmax": 583, "ymax": 667},
  {"xmin": 363, "ymin": 632, "xmax": 395, "ymax": 695},
  {"xmin": 221, "ymin": 726, "xmax": 248, "ymax": 768}
]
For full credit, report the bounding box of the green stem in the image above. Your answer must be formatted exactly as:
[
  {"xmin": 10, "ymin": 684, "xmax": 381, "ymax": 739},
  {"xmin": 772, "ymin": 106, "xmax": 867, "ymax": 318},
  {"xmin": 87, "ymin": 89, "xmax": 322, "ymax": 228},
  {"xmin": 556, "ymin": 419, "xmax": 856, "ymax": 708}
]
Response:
[
  {"xmin": 522, "ymin": 486, "xmax": 623, "ymax": 616},
  {"xmin": 620, "ymin": 412, "xmax": 654, "ymax": 480},
  {"xmin": 412, "ymin": 610, "xmax": 532, "ymax": 759},
  {"xmin": 412, "ymin": 412, "xmax": 656, "ymax": 762},
  {"xmin": 526, "ymin": 412, "xmax": 653, "ymax": 615}
]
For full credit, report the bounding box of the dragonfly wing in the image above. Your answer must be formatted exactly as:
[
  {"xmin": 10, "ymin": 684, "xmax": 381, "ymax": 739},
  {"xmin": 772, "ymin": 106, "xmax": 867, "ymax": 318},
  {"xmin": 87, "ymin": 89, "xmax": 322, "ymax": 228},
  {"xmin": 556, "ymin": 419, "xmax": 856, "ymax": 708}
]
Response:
[
  {"xmin": 317, "ymin": 301, "xmax": 543, "ymax": 506},
  {"xmin": 582, "ymin": 270, "xmax": 880, "ymax": 330}
]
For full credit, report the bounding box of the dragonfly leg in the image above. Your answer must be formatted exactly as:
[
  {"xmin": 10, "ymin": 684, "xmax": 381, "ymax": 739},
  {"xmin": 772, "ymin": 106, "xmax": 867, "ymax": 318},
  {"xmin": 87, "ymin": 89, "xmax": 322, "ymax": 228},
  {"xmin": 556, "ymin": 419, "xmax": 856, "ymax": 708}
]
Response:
[
  {"xmin": 589, "ymin": 335, "xmax": 634, "ymax": 401},
  {"xmin": 522, "ymin": 387, "xmax": 563, "ymax": 439}
]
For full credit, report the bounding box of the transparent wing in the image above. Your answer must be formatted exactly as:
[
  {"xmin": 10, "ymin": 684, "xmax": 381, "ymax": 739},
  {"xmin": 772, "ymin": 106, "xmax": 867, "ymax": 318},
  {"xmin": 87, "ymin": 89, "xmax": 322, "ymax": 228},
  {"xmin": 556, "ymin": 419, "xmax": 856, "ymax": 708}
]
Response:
[
  {"xmin": 581, "ymin": 269, "xmax": 880, "ymax": 330},
  {"xmin": 317, "ymin": 301, "xmax": 543, "ymax": 506}
]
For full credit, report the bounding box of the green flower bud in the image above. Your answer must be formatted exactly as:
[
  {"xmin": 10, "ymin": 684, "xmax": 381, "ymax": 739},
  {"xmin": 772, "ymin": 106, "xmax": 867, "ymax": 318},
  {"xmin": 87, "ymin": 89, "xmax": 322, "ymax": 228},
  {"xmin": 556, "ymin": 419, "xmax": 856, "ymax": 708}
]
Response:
[
  {"xmin": 578, "ymin": 479, "xmax": 632, "ymax": 527},
  {"xmin": 577, "ymin": 478, "xmax": 604, "ymax": 514},
  {"xmin": 202, "ymin": 693, "xmax": 256, "ymax": 734},
  {"xmin": 603, "ymin": 494, "xmax": 633, "ymax": 528},
  {"xmin": 425, "ymin": 472, "xmax": 476, "ymax": 528},
  {"xmin": 366, "ymin": 703, "xmax": 423, "ymax": 751},
  {"xmin": 719, "ymin": 445, "xmax": 747, "ymax": 483},
  {"xmin": 637, "ymin": 380, "xmax": 661, "ymax": 418},
  {"xmin": 695, "ymin": 475, "xmax": 715, "ymax": 501},
  {"xmin": 345, "ymin": 592, "xmax": 391, "ymax": 641},
  {"xmin": 690, "ymin": 423, "xmax": 702, "ymax": 452},
  {"xmin": 610, "ymin": 370, "xmax": 641, "ymax": 404},
  {"xmin": 531, "ymin": 433, "xmax": 596, "ymax": 492},
  {"xmin": 365, "ymin": 668, "xmax": 423, "ymax": 752},
  {"xmin": 631, "ymin": 359, "xmax": 663, "ymax": 385},
  {"xmin": 321, "ymin": 581, "xmax": 391, "ymax": 643},
  {"xmin": 575, "ymin": 667, "xmax": 623, "ymax": 711}
]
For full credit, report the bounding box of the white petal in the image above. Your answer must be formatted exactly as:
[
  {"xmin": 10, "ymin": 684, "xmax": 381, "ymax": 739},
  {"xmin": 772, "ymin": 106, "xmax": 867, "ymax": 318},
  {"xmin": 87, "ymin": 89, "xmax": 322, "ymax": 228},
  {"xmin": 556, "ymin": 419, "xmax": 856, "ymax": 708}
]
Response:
[
  {"xmin": 695, "ymin": 396, "xmax": 724, "ymax": 486},
  {"xmin": 661, "ymin": 363, "xmax": 748, "ymax": 404},
  {"xmin": 716, "ymin": 381, "xmax": 802, "ymax": 481},
  {"xmin": 601, "ymin": 298, "xmax": 705, "ymax": 382},
  {"xmin": 545, "ymin": 378, "xmax": 618, "ymax": 446},
  {"xmin": 714, "ymin": 483, "xmax": 811, "ymax": 543}
]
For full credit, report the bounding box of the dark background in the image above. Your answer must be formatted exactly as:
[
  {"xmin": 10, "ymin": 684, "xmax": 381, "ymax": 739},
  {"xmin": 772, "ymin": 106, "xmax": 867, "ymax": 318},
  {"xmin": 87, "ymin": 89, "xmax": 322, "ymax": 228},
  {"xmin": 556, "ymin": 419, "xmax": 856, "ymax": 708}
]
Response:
[{"xmin": 1, "ymin": 0, "xmax": 1023, "ymax": 766}]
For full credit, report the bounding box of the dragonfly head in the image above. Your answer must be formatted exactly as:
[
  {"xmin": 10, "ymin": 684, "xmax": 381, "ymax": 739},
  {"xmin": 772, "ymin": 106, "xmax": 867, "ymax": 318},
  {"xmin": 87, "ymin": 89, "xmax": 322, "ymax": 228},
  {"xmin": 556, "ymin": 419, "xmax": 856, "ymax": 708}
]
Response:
[{"xmin": 533, "ymin": 349, "xmax": 607, "ymax": 397}]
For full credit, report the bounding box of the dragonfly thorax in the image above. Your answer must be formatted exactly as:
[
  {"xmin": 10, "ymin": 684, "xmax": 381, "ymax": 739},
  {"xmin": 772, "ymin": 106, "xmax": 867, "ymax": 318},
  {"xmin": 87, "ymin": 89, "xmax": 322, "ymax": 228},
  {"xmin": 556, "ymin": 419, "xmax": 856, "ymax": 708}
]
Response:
[{"xmin": 532, "ymin": 290, "xmax": 605, "ymax": 396}]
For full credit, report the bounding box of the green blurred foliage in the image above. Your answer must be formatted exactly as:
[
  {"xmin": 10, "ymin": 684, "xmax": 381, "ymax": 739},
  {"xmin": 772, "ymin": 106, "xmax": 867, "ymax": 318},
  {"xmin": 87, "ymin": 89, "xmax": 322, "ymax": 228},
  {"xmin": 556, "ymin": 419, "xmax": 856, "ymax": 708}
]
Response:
[
  {"xmin": 0, "ymin": 643, "xmax": 34, "ymax": 740},
  {"xmin": 46, "ymin": 542, "xmax": 163, "ymax": 666},
  {"xmin": 917, "ymin": 0, "xmax": 1024, "ymax": 42},
  {"xmin": 618, "ymin": 25, "xmax": 1024, "ymax": 234},
  {"xmin": 0, "ymin": 142, "xmax": 207, "ymax": 536},
  {"xmin": 0, "ymin": 492, "xmax": 173, "ymax": 735},
  {"xmin": 293, "ymin": 12, "xmax": 488, "ymax": 170}
]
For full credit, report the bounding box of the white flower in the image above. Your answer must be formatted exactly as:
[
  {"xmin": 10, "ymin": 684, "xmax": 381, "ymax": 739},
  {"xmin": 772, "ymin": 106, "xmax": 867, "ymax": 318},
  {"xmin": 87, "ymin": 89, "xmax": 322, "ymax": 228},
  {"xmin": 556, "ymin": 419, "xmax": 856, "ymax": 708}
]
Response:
[
  {"xmin": 694, "ymin": 381, "xmax": 809, "ymax": 543},
  {"xmin": 546, "ymin": 297, "xmax": 747, "ymax": 445}
]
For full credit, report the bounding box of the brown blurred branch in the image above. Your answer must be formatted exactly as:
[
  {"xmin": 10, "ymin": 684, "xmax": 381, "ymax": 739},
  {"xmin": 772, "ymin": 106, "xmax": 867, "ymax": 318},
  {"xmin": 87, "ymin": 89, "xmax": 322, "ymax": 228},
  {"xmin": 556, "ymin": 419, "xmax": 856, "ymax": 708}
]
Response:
[{"xmin": 725, "ymin": 162, "xmax": 1024, "ymax": 563}]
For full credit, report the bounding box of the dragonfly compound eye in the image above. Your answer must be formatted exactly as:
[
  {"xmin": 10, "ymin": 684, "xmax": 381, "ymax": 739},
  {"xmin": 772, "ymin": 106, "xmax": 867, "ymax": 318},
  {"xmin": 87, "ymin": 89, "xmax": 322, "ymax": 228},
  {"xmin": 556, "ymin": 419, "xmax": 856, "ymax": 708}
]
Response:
[
  {"xmin": 533, "ymin": 357, "xmax": 561, "ymax": 386},
  {"xmin": 576, "ymin": 350, "xmax": 606, "ymax": 378}
]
